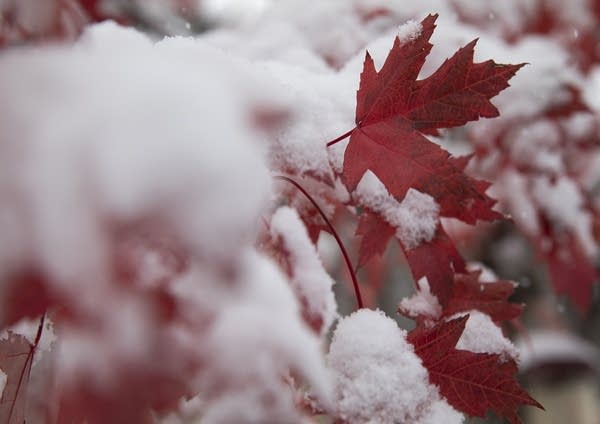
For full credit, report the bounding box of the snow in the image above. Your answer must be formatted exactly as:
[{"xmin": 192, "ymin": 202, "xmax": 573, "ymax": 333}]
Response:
[
  {"xmin": 270, "ymin": 206, "xmax": 338, "ymax": 335},
  {"xmin": 327, "ymin": 309, "xmax": 463, "ymax": 424},
  {"xmin": 508, "ymin": 120, "xmax": 563, "ymax": 173},
  {"xmin": 495, "ymin": 170, "xmax": 539, "ymax": 236},
  {"xmin": 0, "ymin": 0, "xmax": 591, "ymax": 421},
  {"xmin": 454, "ymin": 311, "xmax": 519, "ymax": 360},
  {"xmin": 466, "ymin": 262, "xmax": 500, "ymax": 283},
  {"xmin": 0, "ymin": 21, "xmax": 273, "ymax": 285},
  {"xmin": 516, "ymin": 330, "xmax": 600, "ymax": 374},
  {"xmin": 193, "ymin": 250, "xmax": 333, "ymax": 422},
  {"xmin": 398, "ymin": 277, "xmax": 442, "ymax": 320},
  {"xmin": 0, "ymin": 369, "xmax": 5, "ymax": 399},
  {"xmin": 0, "ymin": 317, "xmax": 56, "ymax": 367},
  {"xmin": 355, "ymin": 170, "xmax": 439, "ymax": 249},
  {"xmin": 532, "ymin": 175, "xmax": 597, "ymax": 255},
  {"xmin": 397, "ymin": 20, "xmax": 422, "ymax": 44}
]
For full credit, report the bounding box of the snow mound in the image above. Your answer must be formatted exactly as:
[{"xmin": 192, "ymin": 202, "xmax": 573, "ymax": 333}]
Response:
[{"xmin": 327, "ymin": 309, "xmax": 463, "ymax": 424}]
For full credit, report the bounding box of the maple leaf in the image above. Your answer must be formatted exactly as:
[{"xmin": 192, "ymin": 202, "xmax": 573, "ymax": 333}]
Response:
[
  {"xmin": 342, "ymin": 13, "xmax": 522, "ymax": 224},
  {"xmin": 0, "ymin": 332, "xmax": 34, "ymax": 424},
  {"xmin": 403, "ymin": 225, "xmax": 466, "ymax": 307},
  {"xmin": 443, "ymin": 270, "xmax": 523, "ymax": 322},
  {"xmin": 408, "ymin": 317, "xmax": 542, "ymax": 423}
]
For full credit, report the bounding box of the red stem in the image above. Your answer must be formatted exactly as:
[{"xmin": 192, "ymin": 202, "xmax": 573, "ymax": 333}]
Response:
[
  {"xmin": 7, "ymin": 313, "xmax": 45, "ymax": 423},
  {"xmin": 326, "ymin": 128, "xmax": 355, "ymax": 147},
  {"xmin": 274, "ymin": 175, "xmax": 364, "ymax": 309}
]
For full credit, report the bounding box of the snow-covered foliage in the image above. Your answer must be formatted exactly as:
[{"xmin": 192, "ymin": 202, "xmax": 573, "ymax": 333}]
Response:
[
  {"xmin": 0, "ymin": 0, "xmax": 596, "ymax": 422},
  {"xmin": 327, "ymin": 309, "xmax": 463, "ymax": 424}
]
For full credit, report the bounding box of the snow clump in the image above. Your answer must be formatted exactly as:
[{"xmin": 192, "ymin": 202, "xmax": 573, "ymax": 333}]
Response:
[{"xmin": 327, "ymin": 309, "xmax": 463, "ymax": 424}]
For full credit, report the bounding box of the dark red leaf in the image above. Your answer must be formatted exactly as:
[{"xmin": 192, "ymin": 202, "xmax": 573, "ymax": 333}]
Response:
[
  {"xmin": 343, "ymin": 13, "xmax": 521, "ymax": 223},
  {"xmin": 408, "ymin": 315, "xmax": 468, "ymax": 359},
  {"xmin": 403, "ymin": 225, "xmax": 466, "ymax": 307},
  {"xmin": 409, "ymin": 317, "xmax": 542, "ymax": 423},
  {"xmin": 444, "ymin": 271, "xmax": 523, "ymax": 322}
]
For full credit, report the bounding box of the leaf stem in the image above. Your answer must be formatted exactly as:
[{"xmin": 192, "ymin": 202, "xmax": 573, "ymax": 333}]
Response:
[
  {"xmin": 274, "ymin": 175, "xmax": 364, "ymax": 309},
  {"xmin": 326, "ymin": 128, "xmax": 355, "ymax": 147},
  {"xmin": 8, "ymin": 313, "xmax": 45, "ymax": 423}
]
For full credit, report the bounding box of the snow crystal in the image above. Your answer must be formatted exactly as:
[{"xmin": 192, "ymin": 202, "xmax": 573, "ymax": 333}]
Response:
[
  {"xmin": 0, "ymin": 369, "xmax": 5, "ymax": 398},
  {"xmin": 398, "ymin": 277, "xmax": 442, "ymax": 320},
  {"xmin": 270, "ymin": 206, "xmax": 338, "ymax": 335},
  {"xmin": 355, "ymin": 170, "xmax": 439, "ymax": 249},
  {"xmin": 454, "ymin": 311, "xmax": 519, "ymax": 360},
  {"xmin": 397, "ymin": 20, "xmax": 422, "ymax": 44},
  {"xmin": 328, "ymin": 309, "xmax": 462, "ymax": 424}
]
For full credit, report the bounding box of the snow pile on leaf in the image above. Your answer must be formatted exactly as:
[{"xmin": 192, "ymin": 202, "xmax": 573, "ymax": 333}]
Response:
[
  {"xmin": 454, "ymin": 310, "xmax": 519, "ymax": 359},
  {"xmin": 182, "ymin": 251, "xmax": 332, "ymax": 423},
  {"xmin": 327, "ymin": 309, "xmax": 463, "ymax": 424},
  {"xmin": 269, "ymin": 207, "xmax": 338, "ymax": 335},
  {"xmin": 0, "ymin": 21, "xmax": 336, "ymax": 422},
  {"xmin": 355, "ymin": 171, "xmax": 439, "ymax": 249}
]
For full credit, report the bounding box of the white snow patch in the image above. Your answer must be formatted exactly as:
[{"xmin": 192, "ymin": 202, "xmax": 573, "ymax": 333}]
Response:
[
  {"xmin": 197, "ymin": 250, "xmax": 334, "ymax": 421},
  {"xmin": 516, "ymin": 330, "xmax": 600, "ymax": 373},
  {"xmin": 508, "ymin": 120, "xmax": 563, "ymax": 173},
  {"xmin": 328, "ymin": 309, "xmax": 462, "ymax": 424},
  {"xmin": 398, "ymin": 277, "xmax": 442, "ymax": 320},
  {"xmin": 454, "ymin": 311, "xmax": 519, "ymax": 360},
  {"xmin": 397, "ymin": 20, "xmax": 422, "ymax": 44},
  {"xmin": 0, "ymin": 369, "xmax": 6, "ymax": 399},
  {"xmin": 354, "ymin": 170, "xmax": 439, "ymax": 249},
  {"xmin": 1, "ymin": 317, "xmax": 56, "ymax": 367},
  {"xmin": 497, "ymin": 170, "xmax": 539, "ymax": 236},
  {"xmin": 417, "ymin": 398, "xmax": 465, "ymax": 424},
  {"xmin": 532, "ymin": 175, "xmax": 597, "ymax": 255},
  {"xmin": 270, "ymin": 206, "xmax": 338, "ymax": 335}
]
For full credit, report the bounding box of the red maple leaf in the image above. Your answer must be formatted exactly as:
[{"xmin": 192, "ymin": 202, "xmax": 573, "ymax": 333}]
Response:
[
  {"xmin": 408, "ymin": 316, "xmax": 542, "ymax": 423},
  {"xmin": 342, "ymin": 13, "xmax": 522, "ymax": 223},
  {"xmin": 443, "ymin": 270, "xmax": 523, "ymax": 322},
  {"xmin": 336, "ymin": 14, "xmax": 522, "ymax": 299}
]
